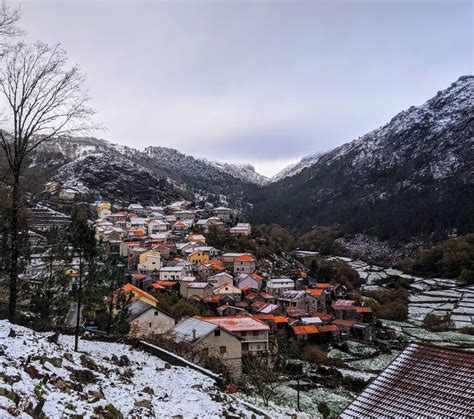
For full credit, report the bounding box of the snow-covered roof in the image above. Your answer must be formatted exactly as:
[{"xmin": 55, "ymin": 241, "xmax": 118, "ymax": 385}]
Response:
[{"xmin": 172, "ymin": 317, "xmax": 217, "ymax": 343}]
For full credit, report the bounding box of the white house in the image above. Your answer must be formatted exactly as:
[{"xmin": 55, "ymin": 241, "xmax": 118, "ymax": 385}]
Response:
[
  {"xmin": 128, "ymin": 299, "xmax": 175, "ymax": 337},
  {"xmin": 266, "ymin": 278, "xmax": 295, "ymax": 296},
  {"xmin": 159, "ymin": 266, "xmax": 186, "ymax": 281}
]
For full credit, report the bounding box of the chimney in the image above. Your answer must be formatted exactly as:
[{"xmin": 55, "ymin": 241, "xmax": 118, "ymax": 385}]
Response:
[{"xmin": 192, "ymin": 329, "xmax": 196, "ymax": 341}]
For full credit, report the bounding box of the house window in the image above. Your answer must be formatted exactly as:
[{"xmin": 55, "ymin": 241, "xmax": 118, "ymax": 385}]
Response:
[
  {"xmin": 241, "ymin": 331, "xmax": 246, "ymax": 337},
  {"xmin": 214, "ymin": 329, "xmax": 221, "ymax": 336},
  {"xmin": 220, "ymin": 346, "xmax": 227, "ymax": 354},
  {"xmin": 154, "ymin": 311, "xmax": 159, "ymax": 316},
  {"xmin": 257, "ymin": 344, "xmax": 261, "ymax": 350},
  {"xmin": 252, "ymin": 331, "xmax": 259, "ymax": 336},
  {"xmin": 149, "ymin": 322, "xmax": 152, "ymax": 328}
]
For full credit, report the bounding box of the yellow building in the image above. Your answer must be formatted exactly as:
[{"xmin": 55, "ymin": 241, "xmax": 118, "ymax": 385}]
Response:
[
  {"xmin": 138, "ymin": 250, "xmax": 162, "ymax": 272},
  {"xmin": 187, "ymin": 250, "xmax": 209, "ymax": 265},
  {"xmin": 96, "ymin": 202, "xmax": 111, "ymax": 213}
]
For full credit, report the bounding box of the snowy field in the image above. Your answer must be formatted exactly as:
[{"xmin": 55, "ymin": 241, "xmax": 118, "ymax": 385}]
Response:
[{"xmin": 0, "ymin": 321, "xmax": 282, "ymax": 418}]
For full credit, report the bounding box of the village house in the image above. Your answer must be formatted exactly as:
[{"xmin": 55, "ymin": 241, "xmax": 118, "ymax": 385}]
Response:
[
  {"xmin": 208, "ymin": 272, "xmax": 234, "ymax": 288},
  {"xmin": 179, "ymin": 276, "xmax": 196, "ymax": 295},
  {"xmin": 182, "ymin": 282, "xmax": 213, "ymax": 300},
  {"xmin": 278, "ymin": 290, "xmax": 322, "ymax": 314},
  {"xmin": 193, "ymin": 246, "xmax": 219, "ymax": 259},
  {"xmin": 235, "ymin": 273, "xmax": 262, "ymax": 290},
  {"xmin": 148, "ymin": 219, "xmax": 169, "ymax": 234},
  {"xmin": 137, "ymin": 250, "xmax": 162, "ymax": 273},
  {"xmin": 203, "ymin": 316, "xmax": 270, "ymax": 354},
  {"xmin": 171, "ymin": 317, "xmax": 243, "ymax": 377},
  {"xmin": 229, "ymin": 223, "xmax": 251, "ymax": 236},
  {"xmin": 233, "ymin": 254, "xmax": 256, "ymax": 274},
  {"xmin": 266, "ymin": 278, "xmax": 295, "ymax": 297},
  {"xmin": 159, "ymin": 266, "xmax": 186, "ymax": 281},
  {"xmin": 332, "ymin": 299, "xmax": 357, "ymax": 319},
  {"xmin": 128, "ymin": 299, "xmax": 175, "ymax": 337},
  {"xmin": 197, "ymin": 260, "xmax": 226, "ymax": 280},
  {"xmin": 128, "ymin": 203, "xmax": 145, "ymax": 215},
  {"xmin": 212, "ymin": 206, "xmax": 232, "ymax": 222},
  {"xmin": 213, "ymin": 283, "xmax": 242, "ymax": 302},
  {"xmin": 174, "ymin": 210, "xmax": 196, "ymax": 220},
  {"xmin": 96, "ymin": 202, "xmax": 112, "ymax": 219},
  {"xmin": 187, "ymin": 233, "xmax": 207, "ymax": 243},
  {"xmin": 187, "ymin": 249, "xmax": 210, "ymax": 265}
]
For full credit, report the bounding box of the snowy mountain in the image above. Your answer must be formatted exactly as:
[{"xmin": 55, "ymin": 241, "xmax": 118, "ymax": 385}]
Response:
[
  {"xmin": 271, "ymin": 152, "xmax": 323, "ymax": 182},
  {"xmin": 0, "ymin": 320, "xmax": 275, "ymax": 418},
  {"xmin": 205, "ymin": 160, "xmax": 269, "ymax": 186},
  {"xmin": 33, "ymin": 138, "xmax": 184, "ymax": 206},
  {"xmin": 32, "ymin": 139, "xmax": 260, "ymax": 209},
  {"xmin": 251, "ymin": 76, "xmax": 474, "ymax": 239}
]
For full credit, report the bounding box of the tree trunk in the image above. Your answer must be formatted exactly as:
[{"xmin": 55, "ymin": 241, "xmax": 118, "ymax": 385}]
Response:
[
  {"xmin": 74, "ymin": 252, "xmax": 82, "ymax": 352},
  {"xmin": 8, "ymin": 170, "xmax": 20, "ymax": 323}
]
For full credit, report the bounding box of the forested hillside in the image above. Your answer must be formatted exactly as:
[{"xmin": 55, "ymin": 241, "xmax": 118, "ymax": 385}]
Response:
[{"xmin": 250, "ymin": 76, "xmax": 474, "ymax": 241}]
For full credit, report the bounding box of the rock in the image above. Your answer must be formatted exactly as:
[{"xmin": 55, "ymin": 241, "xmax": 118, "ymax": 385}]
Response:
[
  {"xmin": 7, "ymin": 405, "xmax": 21, "ymax": 417},
  {"xmin": 93, "ymin": 403, "xmax": 123, "ymax": 418},
  {"xmin": 119, "ymin": 355, "xmax": 130, "ymax": 367},
  {"xmin": 52, "ymin": 378, "xmax": 68, "ymax": 392},
  {"xmin": 40, "ymin": 356, "xmax": 62, "ymax": 368},
  {"xmin": 164, "ymin": 362, "xmax": 171, "ymax": 369},
  {"xmin": 8, "ymin": 328, "xmax": 16, "ymax": 338},
  {"xmin": 191, "ymin": 384, "xmax": 203, "ymax": 390},
  {"xmin": 70, "ymin": 369, "xmax": 97, "ymax": 384},
  {"xmin": 142, "ymin": 386, "xmax": 154, "ymax": 395},
  {"xmin": 25, "ymin": 366, "xmax": 44, "ymax": 380},
  {"xmin": 64, "ymin": 352, "xmax": 74, "ymax": 363},
  {"xmin": 134, "ymin": 399, "xmax": 152, "ymax": 410},
  {"xmin": 111, "ymin": 354, "xmax": 119, "ymax": 364},
  {"xmin": 88, "ymin": 389, "xmax": 104, "ymax": 403},
  {"xmin": 80, "ymin": 354, "xmax": 98, "ymax": 371}
]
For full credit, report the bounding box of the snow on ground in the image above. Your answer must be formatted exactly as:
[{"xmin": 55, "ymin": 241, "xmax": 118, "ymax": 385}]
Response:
[
  {"xmin": 0, "ymin": 321, "xmax": 276, "ymax": 418},
  {"xmin": 346, "ymin": 353, "xmax": 399, "ymax": 372}
]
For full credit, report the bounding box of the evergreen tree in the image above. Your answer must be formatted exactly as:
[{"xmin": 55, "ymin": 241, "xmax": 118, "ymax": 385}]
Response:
[{"xmin": 70, "ymin": 217, "xmax": 97, "ymax": 351}]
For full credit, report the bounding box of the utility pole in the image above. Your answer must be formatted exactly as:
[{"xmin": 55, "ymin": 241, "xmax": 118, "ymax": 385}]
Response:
[{"xmin": 296, "ymin": 375, "xmax": 301, "ymax": 411}]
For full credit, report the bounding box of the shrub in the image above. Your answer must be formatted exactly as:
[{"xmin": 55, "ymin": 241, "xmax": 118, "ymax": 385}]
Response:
[
  {"xmin": 422, "ymin": 313, "xmax": 453, "ymax": 332},
  {"xmin": 302, "ymin": 346, "xmax": 328, "ymax": 365}
]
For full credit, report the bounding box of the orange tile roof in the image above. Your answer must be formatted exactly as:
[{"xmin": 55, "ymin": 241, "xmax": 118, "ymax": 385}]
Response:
[
  {"xmin": 152, "ymin": 281, "xmax": 176, "ymax": 289},
  {"xmin": 122, "ymin": 283, "xmax": 158, "ymax": 304},
  {"xmin": 315, "ymin": 283, "xmax": 333, "ymax": 289},
  {"xmin": 250, "ymin": 273, "xmax": 264, "ymax": 281},
  {"xmin": 253, "ymin": 314, "xmax": 288, "ymax": 324},
  {"xmin": 306, "ymin": 288, "xmax": 324, "ymax": 296},
  {"xmin": 355, "ymin": 306, "xmax": 373, "ymax": 313},
  {"xmin": 318, "ymin": 324, "xmax": 339, "ymax": 333},
  {"xmin": 234, "ymin": 255, "xmax": 255, "ymax": 263},
  {"xmin": 292, "ymin": 325, "xmax": 319, "ymax": 335},
  {"xmin": 273, "ymin": 316, "xmax": 289, "ymax": 324}
]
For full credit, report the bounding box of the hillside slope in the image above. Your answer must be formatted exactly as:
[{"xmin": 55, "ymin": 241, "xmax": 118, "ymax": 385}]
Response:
[
  {"xmin": 32, "ymin": 138, "xmax": 261, "ymax": 209},
  {"xmin": 251, "ymin": 76, "xmax": 474, "ymax": 240},
  {"xmin": 0, "ymin": 321, "xmax": 270, "ymax": 418}
]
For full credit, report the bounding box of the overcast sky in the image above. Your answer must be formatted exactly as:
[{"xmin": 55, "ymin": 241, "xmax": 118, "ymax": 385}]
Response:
[{"xmin": 16, "ymin": 0, "xmax": 473, "ymax": 177}]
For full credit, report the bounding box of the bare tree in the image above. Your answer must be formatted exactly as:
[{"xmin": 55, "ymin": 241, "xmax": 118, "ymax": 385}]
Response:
[
  {"xmin": 0, "ymin": 2, "xmax": 21, "ymax": 47},
  {"xmin": 242, "ymin": 354, "xmax": 283, "ymax": 406},
  {"xmin": 0, "ymin": 41, "xmax": 95, "ymax": 322}
]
